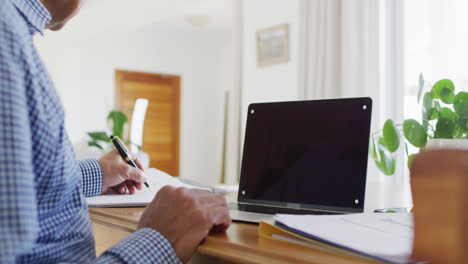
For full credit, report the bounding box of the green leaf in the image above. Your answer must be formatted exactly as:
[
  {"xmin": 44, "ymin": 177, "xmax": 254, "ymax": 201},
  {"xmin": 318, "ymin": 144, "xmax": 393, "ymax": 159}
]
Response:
[
  {"xmin": 459, "ymin": 118, "xmax": 468, "ymax": 131},
  {"xmin": 454, "ymin": 92, "xmax": 468, "ymax": 119},
  {"xmin": 439, "ymin": 107, "xmax": 459, "ymax": 121},
  {"xmin": 432, "ymin": 79, "xmax": 455, "ymax": 104},
  {"xmin": 457, "ymin": 124, "xmax": 464, "ymax": 137},
  {"xmin": 435, "ymin": 117, "xmax": 457, "ymax": 138},
  {"xmin": 422, "ymin": 120, "xmax": 430, "ymax": 133},
  {"xmin": 434, "ymin": 101, "xmax": 441, "ymax": 111},
  {"xmin": 422, "ymin": 110, "xmax": 429, "ymax": 122},
  {"xmin": 369, "ymin": 137, "xmax": 378, "ymax": 160},
  {"xmin": 382, "ymin": 119, "xmax": 400, "ymax": 152},
  {"xmin": 431, "ymin": 89, "xmax": 437, "ymax": 99},
  {"xmin": 88, "ymin": 131, "xmax": 110, "ymax": 143},
  {"xmin": 374, "ymin": 138, "xmax": 396, "ymax": 175},
  {"xmin": 407, "ymin": 154, "xmax": 417, "ymax": 169},
  {"xmin": 107, "ymin": 111, "xmax": 128, "ymax": 139},
  {"xmin": 454, "ymin": 125, "xmax": 462, "ymax": 139},
  {"xmin": 403, "ymin": 119, "xmax": 428, "ymax": 147},
  {"xmin": 417, "ymin": 73, "xmax": 424, "ymax": 103},
  {"xmin": 423, "ymin": 92, "xmax": 433, "ymax": 111},
  {"xmin": 422, "ymin": 92, "xmax": 434, "ymax": 122},
  {"xmin": 440, "ymin": 89, "xmax": 456, "ymax": 104},
  {"xmin": 429, "ymin": 108, "xmax": 440, "ymax": 120},
  {"xmin": 88, "ymin": 141, "xmax": 103, "ymax": 150}
]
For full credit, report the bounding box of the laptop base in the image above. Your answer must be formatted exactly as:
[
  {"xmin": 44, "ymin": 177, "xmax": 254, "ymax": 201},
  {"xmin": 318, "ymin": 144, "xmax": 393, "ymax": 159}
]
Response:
[{"xmin": 228, "ymin": 203, "xmax": 342, "ymax": 224}]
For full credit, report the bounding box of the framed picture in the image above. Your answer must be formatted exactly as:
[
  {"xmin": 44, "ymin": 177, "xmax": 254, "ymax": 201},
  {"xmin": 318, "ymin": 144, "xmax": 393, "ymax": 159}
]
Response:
[{"xmin": 256, "ymin": 24, "xmax": 290, "ymax": 67}]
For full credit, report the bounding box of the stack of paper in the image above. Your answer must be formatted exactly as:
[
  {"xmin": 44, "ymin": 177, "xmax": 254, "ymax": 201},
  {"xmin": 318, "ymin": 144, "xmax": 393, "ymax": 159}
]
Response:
[
  {"xmin": 260, "ymin": 213, "xmax": 414, "ymax": 264},
  {"xmin": 86, "ymin": 168, "xmax": 208, "ymax": 207}
]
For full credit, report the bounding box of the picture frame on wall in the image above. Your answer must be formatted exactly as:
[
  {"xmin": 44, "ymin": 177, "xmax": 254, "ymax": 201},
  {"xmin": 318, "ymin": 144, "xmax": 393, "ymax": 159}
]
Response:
[{"xmin": 256, "ymin": 24, "xmax": 290, "ymax": 67}]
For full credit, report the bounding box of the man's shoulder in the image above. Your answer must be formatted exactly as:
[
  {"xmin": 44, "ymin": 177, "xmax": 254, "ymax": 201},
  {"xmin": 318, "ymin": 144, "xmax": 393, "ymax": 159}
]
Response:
[
  {"xmin": 0, "ymin": 1, "xmax": 32, "ymax": 94},
  {"xmin": 0, "ymin": 0, "xmax": 21, "ymax": 25},
  {"xmin": 0, "ymin": 0, "xmax": 31, "ymax": 52}
]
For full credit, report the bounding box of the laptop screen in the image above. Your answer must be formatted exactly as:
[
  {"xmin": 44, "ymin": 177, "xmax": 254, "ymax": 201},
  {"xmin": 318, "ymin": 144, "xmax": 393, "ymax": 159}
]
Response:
[{"xmin": 238, "ymin": 98, "xmax": 372, "ymax": 213}]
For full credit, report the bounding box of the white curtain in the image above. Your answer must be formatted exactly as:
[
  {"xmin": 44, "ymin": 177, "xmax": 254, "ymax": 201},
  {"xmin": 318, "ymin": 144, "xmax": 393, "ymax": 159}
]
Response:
[
  {"xmin": 298, "ymin": 0, "xmax": 408, "ymax": 210},
  {"xmin": 222, "ymin": 0, "xmax": 243, "ymax": 185},
  {"xmin": 299, "ymin": 0, "xmax": 404, "ymax": 127}
]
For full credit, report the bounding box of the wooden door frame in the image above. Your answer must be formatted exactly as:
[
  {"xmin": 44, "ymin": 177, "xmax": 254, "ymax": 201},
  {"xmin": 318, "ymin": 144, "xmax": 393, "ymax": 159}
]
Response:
[{"xmin": 115, "ymin": 69, "xmax": 181, "ymax": 176}]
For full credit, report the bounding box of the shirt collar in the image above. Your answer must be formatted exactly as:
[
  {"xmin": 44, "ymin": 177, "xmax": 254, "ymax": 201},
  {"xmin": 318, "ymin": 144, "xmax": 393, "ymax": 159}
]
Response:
[{"xmin": 11, "ymin": 0, "xmax": 51, "ymax": 35}]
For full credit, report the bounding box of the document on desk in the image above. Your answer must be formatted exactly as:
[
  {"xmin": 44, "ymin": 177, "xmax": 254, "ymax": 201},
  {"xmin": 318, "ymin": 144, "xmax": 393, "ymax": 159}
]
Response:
[
  {"xmin": 274, "ymin": 213, "xmax": 414, "ymax": 264},
  {"xmin": 86, "ymin": 168, "xmax": 208, "ymax": 207}
]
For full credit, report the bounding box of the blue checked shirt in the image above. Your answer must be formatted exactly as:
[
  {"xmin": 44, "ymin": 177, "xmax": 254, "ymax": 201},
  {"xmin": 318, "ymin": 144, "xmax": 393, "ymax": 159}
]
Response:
[{"xmin": 0, "ymin": 0, "xmax": 181, "ymax": 263}]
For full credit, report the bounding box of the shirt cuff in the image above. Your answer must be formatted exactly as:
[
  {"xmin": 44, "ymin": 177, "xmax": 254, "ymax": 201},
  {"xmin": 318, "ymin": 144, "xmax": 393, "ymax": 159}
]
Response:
[
  {"xmin": 79, "ymin": 159, "xmax": 103, "ymax": 197},
  {"xmin": 102, "ymin": 228, "xmax": 182, "ymax": 264}
]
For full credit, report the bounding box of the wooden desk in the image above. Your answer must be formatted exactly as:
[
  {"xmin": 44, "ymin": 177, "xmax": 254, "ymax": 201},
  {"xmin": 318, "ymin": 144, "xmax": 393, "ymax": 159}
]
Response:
[{"xmin": 89, "ymin": 205, "xmax": 376, "ymax": 264}]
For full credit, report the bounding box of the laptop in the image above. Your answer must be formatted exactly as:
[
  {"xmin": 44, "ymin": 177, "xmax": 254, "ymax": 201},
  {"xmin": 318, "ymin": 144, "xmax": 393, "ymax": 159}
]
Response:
[{"xmin": 229, "ymin": 97, "xmax": 372, "ymax": 223}]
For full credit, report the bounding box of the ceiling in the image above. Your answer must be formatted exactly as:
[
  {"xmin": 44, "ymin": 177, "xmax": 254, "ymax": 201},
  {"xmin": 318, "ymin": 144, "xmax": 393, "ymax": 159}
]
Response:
[{"xmin": 51, "ymin": 0, "xmax": 232, "ymax": 42}]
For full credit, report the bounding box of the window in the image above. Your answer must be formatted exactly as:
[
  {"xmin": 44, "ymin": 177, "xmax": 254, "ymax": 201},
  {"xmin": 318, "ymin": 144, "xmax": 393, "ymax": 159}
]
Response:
[{"xmin": 405, "ymin": 0, "xmax": 468, "ymax": 121}]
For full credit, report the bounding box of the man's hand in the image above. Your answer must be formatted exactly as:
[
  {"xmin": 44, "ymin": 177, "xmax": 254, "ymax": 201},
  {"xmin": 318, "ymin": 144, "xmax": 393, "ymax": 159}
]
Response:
[
  {"xmin": 138, "ymin": 186, "xmax": 231, "ymax": 263},
  {"xmin": 98, "ymin": 149, "xmax": 148, "ymax": 194}
]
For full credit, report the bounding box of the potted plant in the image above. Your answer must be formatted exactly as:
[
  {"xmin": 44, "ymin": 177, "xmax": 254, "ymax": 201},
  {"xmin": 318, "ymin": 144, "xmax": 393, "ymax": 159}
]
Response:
[
  {"xmin": 87, "ymin": 110, "xmax": 139, "ymax": 151},
  {"xmin": 370, "ymin": 74, "xmax": 468, "ymax": 176},
  {"xmin": 85, "ymin": 110, "xmax": 151, "ymax": 169}
]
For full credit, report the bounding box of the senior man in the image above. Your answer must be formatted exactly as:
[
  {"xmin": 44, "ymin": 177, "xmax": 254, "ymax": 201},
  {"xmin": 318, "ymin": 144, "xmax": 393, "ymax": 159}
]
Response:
[{"xmin": 0, "ymin": 0, "xmax": 231, "ymax": 263}]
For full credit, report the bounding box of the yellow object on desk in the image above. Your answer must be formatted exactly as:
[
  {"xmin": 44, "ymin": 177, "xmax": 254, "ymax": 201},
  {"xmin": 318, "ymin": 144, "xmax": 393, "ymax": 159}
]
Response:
[{"xmin": 259, "ymin": 220, "xmax": 367, "ymax": 260}]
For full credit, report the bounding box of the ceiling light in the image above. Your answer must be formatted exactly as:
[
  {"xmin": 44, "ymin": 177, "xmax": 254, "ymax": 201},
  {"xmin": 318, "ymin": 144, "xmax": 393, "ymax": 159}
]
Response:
[{"xmin": 184, "ymin": 15, "xmax": 212, "ymax": 27}]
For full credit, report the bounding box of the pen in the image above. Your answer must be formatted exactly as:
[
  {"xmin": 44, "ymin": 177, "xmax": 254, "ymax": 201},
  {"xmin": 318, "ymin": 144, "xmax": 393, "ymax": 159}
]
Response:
[{"xmin": 110, "ymin": 135, "xmax": 152, "ymax": 191}]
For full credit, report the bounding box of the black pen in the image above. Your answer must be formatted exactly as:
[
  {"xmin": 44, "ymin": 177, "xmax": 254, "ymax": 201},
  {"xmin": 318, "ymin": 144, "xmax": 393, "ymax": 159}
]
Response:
[{"xmin": 110, "ymin": 135, "xmax": 152, "ymax": 191}]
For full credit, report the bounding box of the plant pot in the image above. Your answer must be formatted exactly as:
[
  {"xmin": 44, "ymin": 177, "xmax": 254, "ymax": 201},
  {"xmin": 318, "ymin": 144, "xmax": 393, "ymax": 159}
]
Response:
[
  {"xmin": 410, "ymin": 150, "xmax": 468, "ymax": 263},
  {"xmin": 425, "ymin": 138, "xmax": 468, "ymax": 150}
]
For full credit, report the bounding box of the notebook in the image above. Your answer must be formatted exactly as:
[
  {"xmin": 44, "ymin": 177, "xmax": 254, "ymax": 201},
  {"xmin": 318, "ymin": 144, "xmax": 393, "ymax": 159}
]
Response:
[
  {"xmin": 259, "ymin": 213, "xmax": 414, "ymax": 264},
  {"xmin": 86, "ymin": 168, "xmax": 207, "ymax": 207}
]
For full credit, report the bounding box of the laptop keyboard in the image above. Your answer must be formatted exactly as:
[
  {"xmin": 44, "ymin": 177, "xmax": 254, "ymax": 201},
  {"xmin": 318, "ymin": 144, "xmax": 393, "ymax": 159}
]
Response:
[{"xmin": 229, "ymin": 203, "xmax": 342, "ymax": 215}]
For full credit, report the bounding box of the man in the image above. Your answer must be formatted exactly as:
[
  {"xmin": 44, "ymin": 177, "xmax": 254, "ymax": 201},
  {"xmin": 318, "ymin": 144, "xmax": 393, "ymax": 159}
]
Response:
[{"xmin": 0, "ymin": 0, "xmax": 231, "ymax": 263}]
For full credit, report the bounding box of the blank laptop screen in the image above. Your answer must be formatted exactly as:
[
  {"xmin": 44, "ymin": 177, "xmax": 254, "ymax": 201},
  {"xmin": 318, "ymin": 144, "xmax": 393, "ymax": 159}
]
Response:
[{"xmin": 238, "ymin": 98, "xmax": 372, "ymax": 213}]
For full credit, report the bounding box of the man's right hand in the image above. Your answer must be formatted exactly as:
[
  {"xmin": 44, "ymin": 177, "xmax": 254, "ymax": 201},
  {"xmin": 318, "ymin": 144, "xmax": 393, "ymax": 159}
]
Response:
[{"xmin": 138, "ymin": 186, "xmax": 231, "ymax": 263}]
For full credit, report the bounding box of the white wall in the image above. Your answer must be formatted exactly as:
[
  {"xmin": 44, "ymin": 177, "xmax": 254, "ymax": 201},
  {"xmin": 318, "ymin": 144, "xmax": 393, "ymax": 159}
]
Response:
[
  {"xmin": 241, "ymin": 0, "xmax": 301, "ymax": 131},
  {"xmin": 36, "ymin": 26, "xmax": 233, "ymax": 184}
]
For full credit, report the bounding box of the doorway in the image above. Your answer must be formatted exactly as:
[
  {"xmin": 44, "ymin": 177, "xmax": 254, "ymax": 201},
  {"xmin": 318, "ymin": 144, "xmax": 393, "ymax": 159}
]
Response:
[{"xmin": 115, "ymin": 70, "xmax": 180, "ymax": 176}]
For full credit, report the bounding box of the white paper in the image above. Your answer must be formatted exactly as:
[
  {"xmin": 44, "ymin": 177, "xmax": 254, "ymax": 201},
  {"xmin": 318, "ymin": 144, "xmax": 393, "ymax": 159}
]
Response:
[
  {"xmin": 86, "ymin": 168, "xmax": 208, "ymax": 207},
  {"xmin": 274, "ymin": 213, "xmax": 413, "ymax": 260}
]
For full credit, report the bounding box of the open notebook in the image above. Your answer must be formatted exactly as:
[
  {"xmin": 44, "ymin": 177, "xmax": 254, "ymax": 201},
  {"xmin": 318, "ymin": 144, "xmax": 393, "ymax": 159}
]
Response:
[{"xmin": 86, "ymin": 168, "xmax": 208, "ymax": 207}]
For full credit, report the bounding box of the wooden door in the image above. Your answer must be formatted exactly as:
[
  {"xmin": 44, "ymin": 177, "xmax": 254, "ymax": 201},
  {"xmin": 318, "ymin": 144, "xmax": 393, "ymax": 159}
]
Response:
[{"xmin": 115, "ymin": 70, "xmax": 180, "ymax": 176}]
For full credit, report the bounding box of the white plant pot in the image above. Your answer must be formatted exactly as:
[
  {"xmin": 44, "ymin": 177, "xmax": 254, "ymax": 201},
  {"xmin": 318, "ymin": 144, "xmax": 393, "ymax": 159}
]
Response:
[{"xmin": 425, "ymin": 138, "xmax": 468, "ymax": 150}]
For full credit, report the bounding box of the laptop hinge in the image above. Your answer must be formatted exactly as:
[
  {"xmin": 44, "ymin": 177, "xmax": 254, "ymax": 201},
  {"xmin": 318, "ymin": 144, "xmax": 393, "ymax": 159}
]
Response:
[{"xmin": 237, "ymin": 201, "xmax": 345, "ymax": 214}]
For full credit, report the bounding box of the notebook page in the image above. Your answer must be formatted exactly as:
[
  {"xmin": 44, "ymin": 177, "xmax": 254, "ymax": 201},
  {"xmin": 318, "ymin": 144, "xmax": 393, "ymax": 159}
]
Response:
[
  {"xmin": 274, "ymin": 213, "xmax": 413, "ymax": 260},
  {"xmin": 86, "ymin": 168, "xmax": 208, "ymax": 207}
]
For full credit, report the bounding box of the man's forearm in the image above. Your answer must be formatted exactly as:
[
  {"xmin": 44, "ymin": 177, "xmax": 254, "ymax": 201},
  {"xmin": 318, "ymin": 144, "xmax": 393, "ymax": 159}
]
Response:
[{"xmin": 93, "ymin": 228, "xmax": 181, "ymax": 264}]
